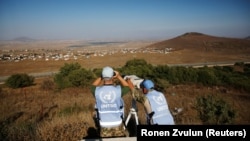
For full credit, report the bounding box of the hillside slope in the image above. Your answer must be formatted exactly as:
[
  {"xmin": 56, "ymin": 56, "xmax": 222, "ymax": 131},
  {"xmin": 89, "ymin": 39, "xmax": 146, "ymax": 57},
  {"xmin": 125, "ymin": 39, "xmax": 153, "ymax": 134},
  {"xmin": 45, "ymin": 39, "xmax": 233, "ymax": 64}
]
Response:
[{"xmin": 145, "ymin": 32, "xmax": 250, "ymax": 53}]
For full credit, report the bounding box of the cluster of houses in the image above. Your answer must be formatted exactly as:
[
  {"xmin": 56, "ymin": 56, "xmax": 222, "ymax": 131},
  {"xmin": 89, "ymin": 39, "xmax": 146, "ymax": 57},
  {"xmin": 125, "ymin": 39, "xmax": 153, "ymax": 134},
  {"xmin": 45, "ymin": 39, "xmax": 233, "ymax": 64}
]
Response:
[{"xmin": 0, "ymin": 47, "xmax": 173, "ymax": 62}]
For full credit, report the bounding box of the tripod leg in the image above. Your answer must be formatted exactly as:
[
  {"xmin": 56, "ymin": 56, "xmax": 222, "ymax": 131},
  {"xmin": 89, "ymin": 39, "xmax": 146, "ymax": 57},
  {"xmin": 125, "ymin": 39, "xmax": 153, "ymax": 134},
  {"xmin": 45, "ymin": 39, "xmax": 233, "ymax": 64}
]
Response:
[
  {"xmin": 134, "ymin": 113, "xmax": 139, "ymax": 125},
  {"xmin": 125, "ymin": 112, "xmax": 132, "ymax": 127}
]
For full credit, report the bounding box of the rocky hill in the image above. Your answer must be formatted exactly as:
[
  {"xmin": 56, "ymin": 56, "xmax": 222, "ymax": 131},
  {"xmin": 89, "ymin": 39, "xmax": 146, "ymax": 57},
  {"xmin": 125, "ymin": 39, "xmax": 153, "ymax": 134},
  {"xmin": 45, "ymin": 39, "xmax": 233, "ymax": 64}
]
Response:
[{"xmin": 145, "ymin": 32, "xmax": 250, "ymax": 53}]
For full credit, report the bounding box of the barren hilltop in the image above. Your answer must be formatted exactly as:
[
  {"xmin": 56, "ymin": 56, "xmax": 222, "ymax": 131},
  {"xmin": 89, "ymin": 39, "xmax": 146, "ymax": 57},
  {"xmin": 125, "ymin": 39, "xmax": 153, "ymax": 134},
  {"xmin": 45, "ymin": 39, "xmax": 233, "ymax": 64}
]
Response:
[
  {"xmin": 144, "ymin": 32, "xmax": 250, "ymax": 64},
  {"xmin": 146, "ymin": 32, "xmax": 250, "ymax": 51}
]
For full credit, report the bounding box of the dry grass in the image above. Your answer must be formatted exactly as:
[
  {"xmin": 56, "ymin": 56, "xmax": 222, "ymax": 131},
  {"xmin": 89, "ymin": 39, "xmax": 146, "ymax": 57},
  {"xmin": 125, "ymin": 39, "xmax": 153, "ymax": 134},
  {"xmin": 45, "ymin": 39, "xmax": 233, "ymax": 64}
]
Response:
[
  {"xmin": 166, "ymin": 84, "xmax": 250, "ymax": 124},
  {"xmin": 1, "ymin": 77, "xmax": 249, "ymax": 140},
  {"xmin": 0, "ymin": 78, "xmax": 95, "ymax": 140}
]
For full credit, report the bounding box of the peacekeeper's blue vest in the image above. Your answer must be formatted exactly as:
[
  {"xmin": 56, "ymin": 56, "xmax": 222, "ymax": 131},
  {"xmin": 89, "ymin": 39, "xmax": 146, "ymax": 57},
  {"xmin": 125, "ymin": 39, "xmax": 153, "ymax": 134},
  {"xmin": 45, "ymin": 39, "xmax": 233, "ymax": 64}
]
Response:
[
  {"xmin": 146, "ymin": 90, "xmax": 175, "ymax": 125},
  {"xmin": 95, "ymin": 85, "xmax": 124, "ymax": 128}
]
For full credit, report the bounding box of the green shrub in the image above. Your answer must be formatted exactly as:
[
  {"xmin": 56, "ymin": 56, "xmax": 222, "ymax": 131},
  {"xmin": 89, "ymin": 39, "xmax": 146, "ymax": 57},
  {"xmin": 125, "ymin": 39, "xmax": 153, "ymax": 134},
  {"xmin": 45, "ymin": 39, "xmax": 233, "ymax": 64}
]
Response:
[
  {"xmin": 154, "ymin": 78, "xmax": 171, "ymax": 92},
  {"xmin": 5, "ymin": 73, "xmax": 34, "ymax": 88},
  {"xmin": 54, "ymin": 63, "xmax": 95, "ymax": 89},
  {"xmin": 195, "ymin": 95, "xmax": 236, "ymax": 124},
  {"xmin": 153, "ymin": 65, "xmax": 170, "ymax": 79},
  {"xmin": 197, "ymin": 68, "xmax": 219, "ymax": 86},
  {"xmin": 54, "ymin": 73, "xmax": 71, "ymax": 89},
  {"xmin": 121, "ymin": 59, "xmax": 154, "ymax": 78},
  {"xmin": 68, "ymin": 68, "xmax": 94, "ymax": 88},
  {"xmin": 228, "ymin": 75, "xmax": 250, "ymax": 92},
  {"xmin": 59, "ymin": 62, "xmax": 81, "ymax": 77}
]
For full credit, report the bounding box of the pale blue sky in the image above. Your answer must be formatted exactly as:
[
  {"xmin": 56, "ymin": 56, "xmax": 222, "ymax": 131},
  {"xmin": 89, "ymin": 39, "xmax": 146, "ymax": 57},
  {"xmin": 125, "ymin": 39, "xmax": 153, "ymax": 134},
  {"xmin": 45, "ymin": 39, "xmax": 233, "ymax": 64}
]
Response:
[{"xmin": 0, "ymin": 0, "xmax": 250, "ymax": 40}]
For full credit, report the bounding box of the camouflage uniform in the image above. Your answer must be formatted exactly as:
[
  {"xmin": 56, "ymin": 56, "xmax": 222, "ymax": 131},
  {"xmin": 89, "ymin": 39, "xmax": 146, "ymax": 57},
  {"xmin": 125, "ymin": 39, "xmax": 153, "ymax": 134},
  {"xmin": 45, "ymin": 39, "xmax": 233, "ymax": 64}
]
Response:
[
  {"xmin": 93, "ymin": 112, "xmax": 128, "ymax": 138},
  {"xmin": 131, "ymin": 87, "xmax": 146, "ymax": 104},
  {"xmin": 99, "ymin": 124, "xmax": 128, "ymax": 137}
]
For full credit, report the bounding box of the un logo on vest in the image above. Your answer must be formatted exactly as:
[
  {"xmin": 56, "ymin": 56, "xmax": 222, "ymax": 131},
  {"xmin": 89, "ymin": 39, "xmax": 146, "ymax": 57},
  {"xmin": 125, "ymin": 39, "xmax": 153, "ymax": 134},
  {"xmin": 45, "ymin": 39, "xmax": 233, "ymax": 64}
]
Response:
[
  {"xmin": 152, "ymin": 95, "xmax": 165, "ymax": 105},
  {"xmin": 100, "ymin": 91, "xmax": 116, "ymax": 103}
]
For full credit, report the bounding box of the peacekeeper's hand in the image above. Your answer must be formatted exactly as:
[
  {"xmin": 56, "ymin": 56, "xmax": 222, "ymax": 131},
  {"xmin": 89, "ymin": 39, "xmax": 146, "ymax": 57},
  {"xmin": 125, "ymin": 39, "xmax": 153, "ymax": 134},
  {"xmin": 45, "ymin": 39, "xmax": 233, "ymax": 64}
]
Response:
[
  {"xmin": 113, "ymin": 70, "xmax": 120, "ymax": 78},
  {"xmin": 124, "ymin": 75, "xmax": 144, "ymax": 89},
  {"xmin": 113, "ymin": 71, "xmax": 129, "ymax": 87}
]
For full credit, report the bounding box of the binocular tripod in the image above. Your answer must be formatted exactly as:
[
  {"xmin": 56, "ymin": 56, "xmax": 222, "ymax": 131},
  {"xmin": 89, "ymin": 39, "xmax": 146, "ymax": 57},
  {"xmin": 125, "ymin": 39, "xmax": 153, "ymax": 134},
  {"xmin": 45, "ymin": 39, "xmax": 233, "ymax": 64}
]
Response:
[{"xmin": 124, "ymin": 99, "xmax": 139, "ymax": 129}]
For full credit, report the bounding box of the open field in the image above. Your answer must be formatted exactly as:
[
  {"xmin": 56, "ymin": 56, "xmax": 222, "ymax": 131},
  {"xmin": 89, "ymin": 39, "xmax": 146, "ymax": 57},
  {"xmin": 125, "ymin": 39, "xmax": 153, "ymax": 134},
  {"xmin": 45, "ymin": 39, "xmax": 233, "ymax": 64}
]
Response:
[
  {"xmin": 1, "ymin": 34, "xmax": 250, "ymax": 140},
  {"xmin": 1, "ymin": 40, "xmax": 250, "ymax": 77}
]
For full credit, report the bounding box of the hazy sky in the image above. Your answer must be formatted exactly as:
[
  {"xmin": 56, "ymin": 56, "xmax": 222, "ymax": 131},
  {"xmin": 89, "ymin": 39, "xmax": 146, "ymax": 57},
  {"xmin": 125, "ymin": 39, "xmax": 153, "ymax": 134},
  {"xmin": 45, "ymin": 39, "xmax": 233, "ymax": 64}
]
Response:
[{"xmin": 0, "ymin": 0, "xmax": 250, "ymax": 40}]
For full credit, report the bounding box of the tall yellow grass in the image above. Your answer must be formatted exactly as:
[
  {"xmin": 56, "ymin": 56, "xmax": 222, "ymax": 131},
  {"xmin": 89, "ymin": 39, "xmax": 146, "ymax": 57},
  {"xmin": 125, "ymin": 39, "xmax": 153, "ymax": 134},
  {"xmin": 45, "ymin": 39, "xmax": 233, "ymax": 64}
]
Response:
[{"xmin": 0, "ymin": 78, "xmax": 145, "ymax": 140}]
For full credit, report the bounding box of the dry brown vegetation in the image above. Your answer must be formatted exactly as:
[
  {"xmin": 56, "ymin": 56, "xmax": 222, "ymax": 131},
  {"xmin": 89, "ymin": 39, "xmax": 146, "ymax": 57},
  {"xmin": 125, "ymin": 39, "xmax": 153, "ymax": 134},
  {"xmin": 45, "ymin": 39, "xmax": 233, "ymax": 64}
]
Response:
[
  {"xmin": 0, "ymin": 32, "xmax": 250, "ymax": 140},
  {"xmin": 1, "ymin": 78, "xmax": 249, "ymax": 140}
]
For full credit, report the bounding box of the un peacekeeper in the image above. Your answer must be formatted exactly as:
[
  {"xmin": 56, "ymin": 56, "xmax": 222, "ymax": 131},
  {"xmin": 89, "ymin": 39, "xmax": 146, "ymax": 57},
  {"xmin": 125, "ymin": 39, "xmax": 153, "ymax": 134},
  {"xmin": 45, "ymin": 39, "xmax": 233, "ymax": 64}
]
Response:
[
  {"xmin": 91, "ymin": 66, "xmax": 130, "ymax": 137},
  {"xmin": 125, "ymin": 75, "xmax": 175, "ymax": 125},
  {"xmin": 140, "ymin": 79, "xmax": 175, "ymax": 125}
]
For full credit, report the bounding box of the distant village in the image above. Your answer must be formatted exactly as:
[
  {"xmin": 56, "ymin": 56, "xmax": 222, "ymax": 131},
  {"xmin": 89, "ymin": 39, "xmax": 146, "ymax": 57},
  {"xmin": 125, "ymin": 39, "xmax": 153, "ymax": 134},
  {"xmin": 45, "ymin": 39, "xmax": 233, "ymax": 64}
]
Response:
[{"xmin": 0, "ymin": 47, "xmax": 173, "ymax": 62}]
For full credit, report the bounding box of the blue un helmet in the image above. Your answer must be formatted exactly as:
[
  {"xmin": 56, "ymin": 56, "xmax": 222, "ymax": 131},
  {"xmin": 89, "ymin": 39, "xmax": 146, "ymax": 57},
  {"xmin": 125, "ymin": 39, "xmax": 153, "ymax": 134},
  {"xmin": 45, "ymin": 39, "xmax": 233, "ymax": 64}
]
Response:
[{"xmin": 140, "ymin": 79, "xmax": 154, "ymax": 90}]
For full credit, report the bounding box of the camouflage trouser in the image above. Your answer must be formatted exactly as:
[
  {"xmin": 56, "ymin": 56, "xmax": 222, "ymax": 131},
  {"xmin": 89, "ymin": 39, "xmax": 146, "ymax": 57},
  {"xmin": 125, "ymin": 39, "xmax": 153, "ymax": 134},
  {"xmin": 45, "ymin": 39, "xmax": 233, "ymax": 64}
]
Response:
[
  {"xmin": 93, "ymin": 114, "xmax": 128, "ymax": 137},
  {"xmin": 99, "ymin": 124, "xmax": 128, "ymax": 137},
  {"xmin": 131, "ymin": 88, "xmax": 153, "ymax": 122},
  {"xmin": 131, "ymin": 88, "xmax": 146, "ymax": 104}
]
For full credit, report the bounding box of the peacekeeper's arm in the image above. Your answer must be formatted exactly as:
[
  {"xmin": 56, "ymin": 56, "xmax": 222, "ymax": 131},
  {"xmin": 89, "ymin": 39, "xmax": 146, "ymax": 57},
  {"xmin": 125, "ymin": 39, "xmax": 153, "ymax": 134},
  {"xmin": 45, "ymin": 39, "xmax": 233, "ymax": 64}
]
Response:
[
  {"xmin": 92, "ymin": 77, "xmax": 103, "ymax": 86},
  {"xmin": 126, "ymin": 77, "xmax": 146, "ymax": 103},
  {"xmin": 113, "ymin": 71, "xmax": 130, "ymax": 96},
  {"xmin": 91, "ymin": 76, "xmax": 103, "ymax": 97},
  {"xmin": 113, "ymin": 71, "xmax": 129, "ymax": 87}
]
